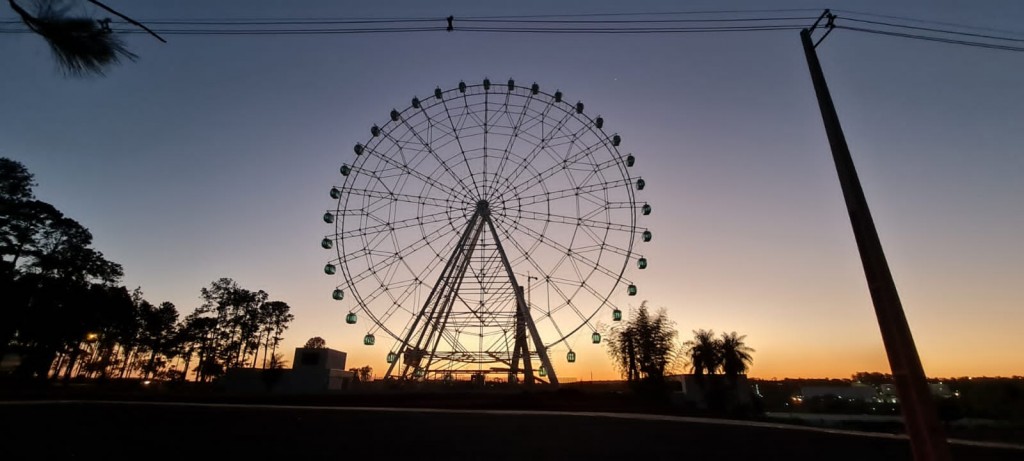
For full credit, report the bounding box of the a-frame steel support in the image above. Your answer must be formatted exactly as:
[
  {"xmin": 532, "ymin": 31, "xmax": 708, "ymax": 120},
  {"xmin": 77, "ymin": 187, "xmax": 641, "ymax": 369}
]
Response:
[{"xmin": 383, "ymin": 200, "xmax": 558, "ymax": 385}]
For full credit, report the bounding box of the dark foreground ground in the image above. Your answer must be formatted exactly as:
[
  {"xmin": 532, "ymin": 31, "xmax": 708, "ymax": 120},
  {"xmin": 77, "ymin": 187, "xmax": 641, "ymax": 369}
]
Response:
[{"xmin": 0, "ymin": 401, "xmax": 1019, "ymax": 460}]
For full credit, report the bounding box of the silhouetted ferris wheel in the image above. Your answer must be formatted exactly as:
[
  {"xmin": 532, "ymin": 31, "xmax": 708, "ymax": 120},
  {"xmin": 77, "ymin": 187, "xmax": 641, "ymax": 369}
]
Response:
[{"xmin": 322, "ymin": 79, "xmax": 650, "ymax": 384}]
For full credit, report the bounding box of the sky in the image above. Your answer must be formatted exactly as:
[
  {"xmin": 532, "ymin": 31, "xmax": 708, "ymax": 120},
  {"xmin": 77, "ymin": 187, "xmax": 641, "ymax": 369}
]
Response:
[{"xmin": 2, "ymin": 0, "xmax": 1022, "ymax": 380}]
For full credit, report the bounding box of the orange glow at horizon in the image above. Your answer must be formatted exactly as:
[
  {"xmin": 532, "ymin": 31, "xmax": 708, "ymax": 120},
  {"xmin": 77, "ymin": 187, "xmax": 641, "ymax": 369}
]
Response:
[{"xmin": 311, "ymin": 313, "xmax": 1021, "ymax": 382}]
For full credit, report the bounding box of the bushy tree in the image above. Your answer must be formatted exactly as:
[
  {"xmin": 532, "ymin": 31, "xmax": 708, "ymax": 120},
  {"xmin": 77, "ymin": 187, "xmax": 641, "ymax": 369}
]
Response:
[
  {"xmin": 182, "ymin": 278, "xmax": 294, "ymax": 379},
  {"xmin": 139, "ymin": 301, "xmax": 178, "ymax": 378},
  {"xmin": 605, "ymin": 302, "xmax": 677, "ymax": 384},
  {"xmin": 1, "ymin": 158, "xmax": 128, "ymax": 378},
  {"xmin": 304, "ymin": 337, "xmax": 326, "ymax": 349}
]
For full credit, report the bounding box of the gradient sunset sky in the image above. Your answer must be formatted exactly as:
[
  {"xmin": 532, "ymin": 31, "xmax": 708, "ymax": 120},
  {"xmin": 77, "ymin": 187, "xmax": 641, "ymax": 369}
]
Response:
[{"xmin": 3, "ymin": 0, "xmax": 1022, "ymax": 379}]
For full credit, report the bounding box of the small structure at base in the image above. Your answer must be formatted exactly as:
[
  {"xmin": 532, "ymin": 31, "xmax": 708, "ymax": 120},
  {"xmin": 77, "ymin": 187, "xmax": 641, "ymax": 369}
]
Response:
[
  {"xmin": 668, "ymin": 374, "xmax": 755, "ymax": 412},
  {"xmin": 223, "ymin": 347, "xmax": 356, "ymax": 393}
]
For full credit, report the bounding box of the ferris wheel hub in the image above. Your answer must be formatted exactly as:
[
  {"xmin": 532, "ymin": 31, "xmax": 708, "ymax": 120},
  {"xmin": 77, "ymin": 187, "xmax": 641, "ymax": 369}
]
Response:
[{"xmin": 475, "ymin": 200, "xmax": 491, "ymax": 214}]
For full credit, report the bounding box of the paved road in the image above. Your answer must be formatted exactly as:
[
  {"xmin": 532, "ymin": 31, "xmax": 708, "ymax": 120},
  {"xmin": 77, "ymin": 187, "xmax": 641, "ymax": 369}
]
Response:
[{"xmin": 0, "ymin": 402, "xmax": 1019, "ymax": 460}]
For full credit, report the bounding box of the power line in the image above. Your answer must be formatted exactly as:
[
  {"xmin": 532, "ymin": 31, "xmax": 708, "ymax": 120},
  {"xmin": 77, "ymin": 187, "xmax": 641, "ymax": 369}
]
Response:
[
  {"xmin": 109, "ymin": 18, "xmax": 441, "ymax": 26},
  {"xmin": 112, "ymin": 27, "xmax": 446, "ymax": 35},
  {"xmin": 3, "ymin": 7, "xmax": 1024, "ymax": 52},
  {"xmin": 457, "ymin": 8, "xmax": 822, "ymax": 20},
  {"xmin": 1, "ymin": 15, "xmax": 815, "ymax": 26},
  {"xmin": 0, "ymin": 25, "xmax": 808, "ymax": 35},
  {"xmin": 832, "ymin": 8, "xmax": 1024, "ymax": 38},
  {"xmin": 836, "ymin": 25, "xmax": 1024, "ymax": 52},
  {"xmin": 840, "ymin": 17, "xmax": 1024, "ymax": 43},
  {"xmin": 455, "ymin": 26, "xmax": 804, "ymax": 34},
  {"xmin": 0, "ymin": 9, "xmax": 822, "ymax": 25},
  {"xmin": 456, "ymin": 16, "xmax": 815, "ymax": 24}
]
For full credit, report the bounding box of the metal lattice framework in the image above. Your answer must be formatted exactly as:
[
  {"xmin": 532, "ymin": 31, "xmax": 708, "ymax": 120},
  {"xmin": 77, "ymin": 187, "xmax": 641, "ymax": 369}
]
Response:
[{"xmin": 322, "ymin": 79, "xmax": 649, "ymax": 384}]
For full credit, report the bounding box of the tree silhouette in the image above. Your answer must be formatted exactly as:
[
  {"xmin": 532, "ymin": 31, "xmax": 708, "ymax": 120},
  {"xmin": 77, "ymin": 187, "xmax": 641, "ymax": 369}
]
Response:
[
  {"xmin": 1, "ymin": 157, "xmax": 127, "ymax": 378},
  {"xmin": 718, "ymin": 331, "xmax": 754, "ymax": 379},
  {"xmin": 304, "ymin": 337, "xmax": 326, "ymax": 349},
  {"xmin": 139, "ymin": 300, "xmax": 179, "ymax": 379},
  {"xmin": 605, "ymin": 302, "xmax": 677, "ymax": 384},
  {"xmin": 2, "ymin": 159, "xmax": 294, "ymax": 381},
  {"xmin": 683, "ymin": 329, "xmax": 722, "ymax": 376},
  {"xmin": 179, "ymin": 313, "xmax": 217, "ymax": 381},
  {"xmin": 185, "ymin": 278, "xmax": 293, "ymax": 375},
  {"xmin": 267, "ymin": 353, "xmax": 287, "ymax": 370},
  {"xmin": 261, "ymin": 301, "xmax": 293, "ymax": 367},
  {"xmin": 7, "ymin": 0, "xmax": 163, "ymax": 77}
]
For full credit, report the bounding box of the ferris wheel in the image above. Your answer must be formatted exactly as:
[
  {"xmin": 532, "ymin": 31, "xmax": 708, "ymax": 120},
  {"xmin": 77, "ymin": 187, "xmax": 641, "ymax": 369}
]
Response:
[{"xmin": 322, "ymin": 79, "xmax": 650, "ymax": 384}]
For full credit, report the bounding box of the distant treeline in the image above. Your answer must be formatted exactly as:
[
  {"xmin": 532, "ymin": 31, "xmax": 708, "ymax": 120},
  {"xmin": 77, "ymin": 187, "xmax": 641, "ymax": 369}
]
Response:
[{"xmin": 1, "ymin": 158, "xmax": 294, "ymax": 382}]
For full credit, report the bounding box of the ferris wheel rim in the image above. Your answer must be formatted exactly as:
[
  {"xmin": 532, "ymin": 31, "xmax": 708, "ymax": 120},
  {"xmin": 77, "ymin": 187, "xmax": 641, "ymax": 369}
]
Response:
[{"xmin": 326, "ymin": 79, "xmax": 643, "ymax": 354}]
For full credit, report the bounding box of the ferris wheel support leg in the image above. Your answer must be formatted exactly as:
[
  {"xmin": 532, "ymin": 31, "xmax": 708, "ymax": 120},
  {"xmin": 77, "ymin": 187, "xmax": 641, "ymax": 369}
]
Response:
[
  {"xmin": 510, "ymin": 288, "xmax": 535, "ymax": 384},
  {"xmin": 423, "ymin": 219, "xmax": 486, "ymax": 377},
  {"xmin": 483, "ymin": 211, "xmax": 559, "ymax": 386},
  {"xmin": 510, "ymin": 317, "xmax": 522, "ymax": 383},
  {"xmin": 402, "ymin": 217, "xmax": 484, "ymax": 380},
  {"xmin": 383, "ymin": 210, "xmax": 483, "ymax": 380}
]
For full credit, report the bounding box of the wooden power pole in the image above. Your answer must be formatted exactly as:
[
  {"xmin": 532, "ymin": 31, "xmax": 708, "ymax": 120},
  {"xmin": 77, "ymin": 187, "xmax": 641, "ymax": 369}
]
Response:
[{"xmin": 801, "ymin": 11, "xmax": 952, "ymax": 461}]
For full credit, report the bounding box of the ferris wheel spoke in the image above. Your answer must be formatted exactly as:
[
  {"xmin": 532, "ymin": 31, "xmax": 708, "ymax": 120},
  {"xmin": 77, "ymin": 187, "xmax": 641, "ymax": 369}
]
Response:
[
  {"xmin": 538, "ymin": 284, "xmax": 601, "ymax": 338},
  {"xmin": 344, "ymin": 224, "xmax": 460, "ymax": 288},
  {"xmin": 559, "ymin": 274, "xmax": 616, "ymax": 312},
  {"xmin": 508, "ymin": 209, "xmax": 636, "ymax": 234},
  {"xmin": 576, "ymin": 198, "xmax": 636, "ymax": 215},
  {"xmin": 363, "ymin": 144, "xmax": 475, "ymax": 204},
  {"xmin": 489, "ymin": 105, "xmax": 579, "ymax": 201},
  {"xmin": 483, "ymin": 91, "xmax": 490, "ymax": 198},
  {"xmin": 502, "ymin": 210, "xmax": 622, "ymax": 239},
  {"xmin": 374, "ymin": 256, "xmax": 452, "ymax": 333},
  {"xmin": 341, "ymin": 186, "xmax": 460, "ymax": 210},
  {"xmin": 492, "ymin": 131, "xmax": 592, "ymax": 199},
  {"xmin": 439, "ymin": 97, "xmax": 485, "ymax": 198},
  {"xmin": 373, "ymin": 283, "xmax": 418, "ymax": 324},
  {"xmin": 484, "ymin": 90, "xmax": 535, "ymax": 199},
  {"xmin": 546, "ymin": 313, "xmax": 567, "ymax": 345},
  {"xmin": 498, "ymin": 134, "xmax": 618, "ymax": 200},
  {"xmin": 396, "ymin": 114, "xmax": 481, "ymax": 200},
  {"xmin": 499, "ymin": 230, "xmax": 581, "ymax": 317},
  {"xmin": 506, "ymin": 177, "xmax": 633, "ymax": 207},
  {"xmin": 354, "ymin": 241, "xmax": 458, "ymax": 293},
  {"xmin": 495, "ymin": 217, "xmax": 629, "ymax": 285},
  {"xmin": 537, "ymin": 277, "xmax": 592, "ymax": 334},
  {"xmin": 459, "ymin": 91, "xmax": 488, "ymax": 129},
  {"xmin": 338, "ymin": 209, "xmax": 458, "ymax": 239},
  {"xmin": 516, "ymin": 130, "xmax": 621, "ymax": 189}
]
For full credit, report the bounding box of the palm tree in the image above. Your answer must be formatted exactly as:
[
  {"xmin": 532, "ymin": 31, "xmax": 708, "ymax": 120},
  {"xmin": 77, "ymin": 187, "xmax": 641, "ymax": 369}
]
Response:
[
  {"xmin": 7, "ymin": 0, "xmax": 163, "ymax": 77},
  {"xmin": 682, "ymin": 329, "xmax": 721, "ymax": 376},
  {"xmin": 718, "ymin": 331, "xmax": 754, "ymax": 378}
]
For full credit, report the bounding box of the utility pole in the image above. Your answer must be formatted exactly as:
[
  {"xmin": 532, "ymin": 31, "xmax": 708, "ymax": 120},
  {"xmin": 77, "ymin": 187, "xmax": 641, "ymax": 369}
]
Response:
[
  {"xmin": 801, "ymin": 10, "xmax": 951, "ymax": 461},
  {"xmin": 525, "ymin": 272, "xmax": 538, "ymax": 309}
]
